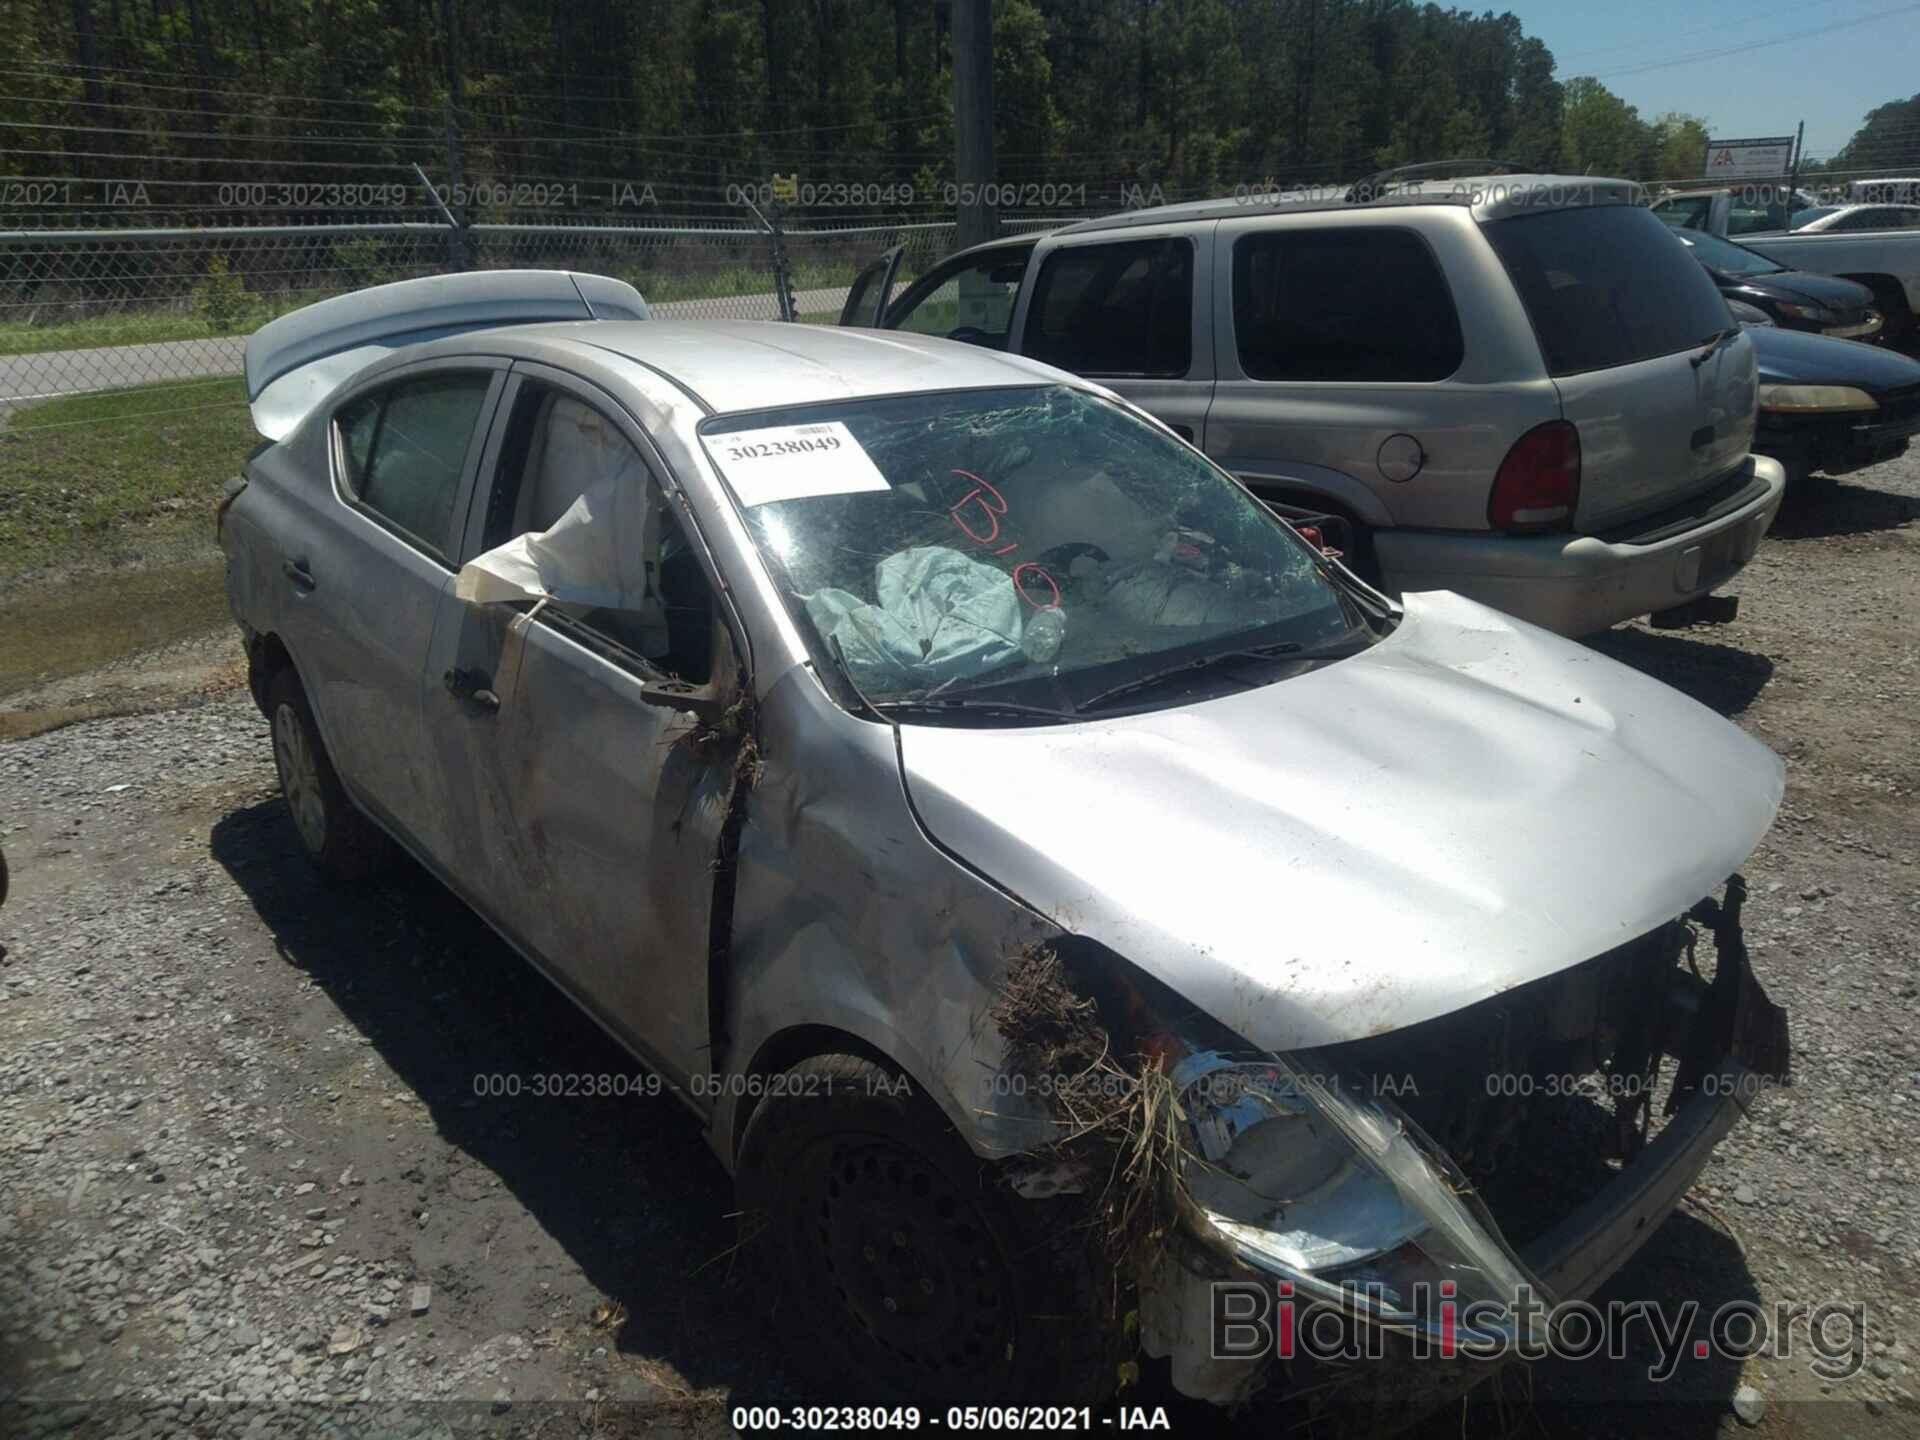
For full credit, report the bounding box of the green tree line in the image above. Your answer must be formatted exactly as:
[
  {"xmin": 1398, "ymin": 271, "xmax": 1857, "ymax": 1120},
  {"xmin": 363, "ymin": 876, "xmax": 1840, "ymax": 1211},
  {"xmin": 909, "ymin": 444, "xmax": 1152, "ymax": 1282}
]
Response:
[{"xmin": 0, "ymin": 0, "xmax": 1822, "ymax": 216}]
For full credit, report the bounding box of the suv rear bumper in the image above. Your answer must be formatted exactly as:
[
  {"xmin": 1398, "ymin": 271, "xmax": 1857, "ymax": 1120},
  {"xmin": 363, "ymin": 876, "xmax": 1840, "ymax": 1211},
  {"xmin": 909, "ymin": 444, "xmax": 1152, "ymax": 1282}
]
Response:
[{"xmin": 1373, "ymin": 456, "xmax": 1785, "ymax": 636}]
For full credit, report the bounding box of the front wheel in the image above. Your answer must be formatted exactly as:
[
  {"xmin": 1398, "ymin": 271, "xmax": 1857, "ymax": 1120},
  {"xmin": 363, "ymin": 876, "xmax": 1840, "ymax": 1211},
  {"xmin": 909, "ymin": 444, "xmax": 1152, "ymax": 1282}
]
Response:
[{"xmin": 735, "ymin": 1053, "xmax": 1122, "ymax": 1407}]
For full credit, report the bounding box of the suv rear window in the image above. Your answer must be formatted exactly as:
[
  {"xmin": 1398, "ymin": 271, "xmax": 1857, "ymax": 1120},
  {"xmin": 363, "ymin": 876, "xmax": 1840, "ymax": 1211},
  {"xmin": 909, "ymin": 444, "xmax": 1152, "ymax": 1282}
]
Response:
[
  {"xmin": 1484, "ymin": 206, "xmax": 1731, "ymax": 377},
  {"xmin": 1232, "ymin": 228, "xmax": 1463, "ymax": 381},
  {"xmin": 1023, "ymin": 238, "xmax": 1193, "ymax": 378}
]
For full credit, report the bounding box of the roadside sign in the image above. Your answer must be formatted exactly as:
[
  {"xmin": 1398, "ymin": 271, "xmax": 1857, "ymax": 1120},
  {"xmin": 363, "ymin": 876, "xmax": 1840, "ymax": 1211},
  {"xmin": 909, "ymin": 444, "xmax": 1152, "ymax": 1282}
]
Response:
[{"xmin": 1703, "ymin": 136, "xmax": 1796, "ymax": 180}]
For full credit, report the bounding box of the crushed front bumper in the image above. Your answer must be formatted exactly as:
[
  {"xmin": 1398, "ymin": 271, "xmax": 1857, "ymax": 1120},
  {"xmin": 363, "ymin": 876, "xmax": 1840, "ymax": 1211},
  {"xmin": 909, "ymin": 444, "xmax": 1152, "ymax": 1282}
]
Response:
[{"xmin": 1141, "ymin": 878, "xmax": 1792, "ymax": 1408}]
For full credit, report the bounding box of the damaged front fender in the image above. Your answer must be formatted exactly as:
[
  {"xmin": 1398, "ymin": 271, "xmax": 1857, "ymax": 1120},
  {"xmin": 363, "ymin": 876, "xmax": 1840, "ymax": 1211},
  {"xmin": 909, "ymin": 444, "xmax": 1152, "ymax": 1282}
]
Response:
[{"xmin": 708, "ymin": 663, "xmax": 1072, "ymax": 1165}]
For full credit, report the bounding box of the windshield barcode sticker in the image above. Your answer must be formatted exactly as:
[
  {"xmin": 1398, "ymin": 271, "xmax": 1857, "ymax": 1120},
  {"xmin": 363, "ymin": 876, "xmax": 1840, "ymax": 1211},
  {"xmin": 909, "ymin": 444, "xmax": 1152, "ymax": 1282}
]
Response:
[{"xmin": 704, "ymin": 421, "xmax": 891, "ymax": 507}]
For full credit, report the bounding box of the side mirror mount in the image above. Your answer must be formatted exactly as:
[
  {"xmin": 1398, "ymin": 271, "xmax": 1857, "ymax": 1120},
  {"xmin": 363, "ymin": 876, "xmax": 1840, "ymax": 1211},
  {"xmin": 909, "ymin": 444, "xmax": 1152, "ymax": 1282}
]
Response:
[{"xmin": 638, "ymin": 677, "xmax": 726, "ymax": 724}]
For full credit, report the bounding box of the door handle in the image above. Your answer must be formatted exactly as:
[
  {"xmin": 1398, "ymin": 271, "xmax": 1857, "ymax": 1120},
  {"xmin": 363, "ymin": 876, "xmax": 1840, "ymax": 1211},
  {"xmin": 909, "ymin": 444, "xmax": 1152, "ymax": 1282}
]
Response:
[
  {"xmin": 282, "ymin": 557, "xmax": 316, "ymax": 592},
  {"xmin": 443, "ymin": 667, "xmax": 500, "ymax": 714},
  {"xmin": 1168, "ymin": 423, "xmax": 1195, "ymax": 441}
]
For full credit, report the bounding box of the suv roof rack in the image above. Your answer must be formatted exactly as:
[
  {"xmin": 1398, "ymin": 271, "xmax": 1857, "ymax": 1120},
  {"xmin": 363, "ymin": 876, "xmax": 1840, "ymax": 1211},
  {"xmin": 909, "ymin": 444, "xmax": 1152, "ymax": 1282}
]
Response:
[{"xmin": 1344, "ymin": 158, "xmax": 1526, "ymax": 203}]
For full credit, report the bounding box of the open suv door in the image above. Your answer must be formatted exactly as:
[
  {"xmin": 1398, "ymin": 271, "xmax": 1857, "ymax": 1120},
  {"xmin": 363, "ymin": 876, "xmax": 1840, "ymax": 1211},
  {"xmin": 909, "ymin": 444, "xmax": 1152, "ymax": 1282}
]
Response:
[{"xmin": 838, "ymin": 245, "xmax": 904, "ymax": 327}]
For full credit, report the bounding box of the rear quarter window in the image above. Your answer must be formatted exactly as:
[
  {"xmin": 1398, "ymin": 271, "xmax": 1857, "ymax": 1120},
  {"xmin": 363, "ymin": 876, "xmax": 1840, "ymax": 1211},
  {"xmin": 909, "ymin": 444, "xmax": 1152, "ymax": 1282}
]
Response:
[
  {"xmin": 1484, "ymin": 206, "xmax": 1731, "ymax": 377},
  {"xmin": 1231, "ymin": 227, "xmax": 1463, "ymax": 381}
]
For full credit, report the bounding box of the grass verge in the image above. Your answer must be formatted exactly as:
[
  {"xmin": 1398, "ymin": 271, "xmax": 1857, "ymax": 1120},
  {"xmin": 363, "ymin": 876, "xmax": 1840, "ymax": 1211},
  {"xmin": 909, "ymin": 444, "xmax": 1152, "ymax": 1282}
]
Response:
[
  {"xmin": 0, "ymin": 377, "xmax": 253, "ymax": 702},
  {"xmin": 0, "ymin": 377, "xmax": 253, "ymax": 578}
]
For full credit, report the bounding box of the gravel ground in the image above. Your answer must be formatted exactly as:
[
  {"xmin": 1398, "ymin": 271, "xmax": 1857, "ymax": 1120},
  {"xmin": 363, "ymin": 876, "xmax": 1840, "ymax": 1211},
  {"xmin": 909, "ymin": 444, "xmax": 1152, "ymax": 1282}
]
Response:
[{"xmin": 2, "ymin": 452, "xmax": 1917, "ymax": 1439}]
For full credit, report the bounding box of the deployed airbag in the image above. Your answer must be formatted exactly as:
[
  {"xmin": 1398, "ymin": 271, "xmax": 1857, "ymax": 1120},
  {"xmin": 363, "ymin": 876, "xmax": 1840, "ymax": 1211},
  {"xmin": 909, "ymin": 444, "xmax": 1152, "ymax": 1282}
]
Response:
[{"xmin": 804, "ymin": 545, "xmax": 1025, "ymax": 690}]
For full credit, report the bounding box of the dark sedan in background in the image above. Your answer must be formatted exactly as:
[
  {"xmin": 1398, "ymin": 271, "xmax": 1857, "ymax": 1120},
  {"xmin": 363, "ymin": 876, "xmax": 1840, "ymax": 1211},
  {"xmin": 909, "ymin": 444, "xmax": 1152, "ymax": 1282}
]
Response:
[
  {"xmin": 1677, "ymin": 229, "xmax": 1883, "ymax": 341},
  {"xmin": 1734, "ymin": 306, "xmax": 1920, "ymax": 485}
]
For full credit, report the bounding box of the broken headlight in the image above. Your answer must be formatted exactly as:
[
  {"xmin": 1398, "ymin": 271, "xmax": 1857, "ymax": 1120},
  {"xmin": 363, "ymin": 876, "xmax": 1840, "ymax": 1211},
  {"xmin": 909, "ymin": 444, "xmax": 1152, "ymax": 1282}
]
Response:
[{"xmin": 1173, "ymin": 1049, "xmax": 1550, "ymax": 1346}]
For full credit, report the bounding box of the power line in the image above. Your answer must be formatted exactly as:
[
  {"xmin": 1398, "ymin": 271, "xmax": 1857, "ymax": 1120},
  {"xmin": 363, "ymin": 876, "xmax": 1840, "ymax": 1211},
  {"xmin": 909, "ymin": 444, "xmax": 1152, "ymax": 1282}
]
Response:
[
  {"xmin": 1581, "ymin": 1, "xmax": 1920, "ymax": 79},
  {"xmin": 1554, "ymin": 0, "xmax": 1869, "ymax": 63}
]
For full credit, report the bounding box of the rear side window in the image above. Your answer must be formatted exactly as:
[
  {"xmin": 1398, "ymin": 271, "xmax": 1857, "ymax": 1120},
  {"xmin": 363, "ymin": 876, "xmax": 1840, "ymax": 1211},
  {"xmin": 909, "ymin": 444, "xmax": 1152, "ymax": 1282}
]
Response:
[
  {"xmin": 1232, "ymin": 228, "xmax": 1463, "ymax": 382},
  {"xmin": 1023, "ymin": 238, "xmax": 1193, "ymax": 377},
  {"xmin": 1484, "ymin": 206, "xmax": 1732, "ymax": 377},
  {"xmin": 334, "ymin": 374, "xmax": 491, "ymax": 556}
]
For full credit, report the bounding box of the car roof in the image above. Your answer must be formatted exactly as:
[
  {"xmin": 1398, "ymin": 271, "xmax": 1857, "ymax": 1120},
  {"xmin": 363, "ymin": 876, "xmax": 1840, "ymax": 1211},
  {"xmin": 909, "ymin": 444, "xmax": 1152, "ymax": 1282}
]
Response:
[
  {"xmin": 503, "ymin": 319, "xmax": 1072, "ymax": 416},
  {"xmin": 1054, "ymin": 173, "xmax": 1642, "ymax": 233}
]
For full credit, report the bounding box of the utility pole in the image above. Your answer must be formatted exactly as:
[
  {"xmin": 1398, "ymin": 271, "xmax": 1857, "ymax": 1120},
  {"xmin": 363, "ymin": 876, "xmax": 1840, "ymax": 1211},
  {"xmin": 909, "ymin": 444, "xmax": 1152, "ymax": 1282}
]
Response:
[
  {"xmin": 952, "ymin": 0, "xmax": 995, "ymax": 250},
  {"xmin": 1785, "ymin": 119, "xmax": 1805, "ymax": 211},
  {"xmin": 441, "ymin": 0, "xmax": 470, "ymax": 270}
]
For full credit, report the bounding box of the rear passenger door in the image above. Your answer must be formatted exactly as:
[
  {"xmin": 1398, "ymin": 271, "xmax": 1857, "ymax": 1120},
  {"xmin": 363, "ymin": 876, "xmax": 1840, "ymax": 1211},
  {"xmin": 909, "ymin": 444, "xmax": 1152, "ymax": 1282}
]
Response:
[
  {"xmin": 290, "ymin": 362, "xmax": 504, "ymax": 854},
  {"xmin": 1012, "ymin": 231, "xmax": 1214, "ymax": 443}
]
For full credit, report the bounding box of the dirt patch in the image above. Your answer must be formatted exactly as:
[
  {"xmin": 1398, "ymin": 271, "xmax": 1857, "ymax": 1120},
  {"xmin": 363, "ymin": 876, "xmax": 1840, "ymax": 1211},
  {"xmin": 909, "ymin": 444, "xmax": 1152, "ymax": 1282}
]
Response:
[{"xmin": 0, "ymin": 623, "xmax": 244, "ymax": 737}]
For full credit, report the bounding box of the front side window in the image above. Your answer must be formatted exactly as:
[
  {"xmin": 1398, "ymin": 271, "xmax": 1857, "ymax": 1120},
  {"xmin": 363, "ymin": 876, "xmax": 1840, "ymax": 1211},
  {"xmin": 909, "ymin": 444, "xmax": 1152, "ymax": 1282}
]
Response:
[
  {"xmin": 702, "ymin": 385, "xmax": 1359, "ymax": 718},
  {"xmin": 888, "ymin": 246, "xmax": 1032, "ymax": 348},
  {"xmin": 473, "ymin": 382, "xmax": 715, "ymax": 682},
  {"xmin": 1232, "ymin": 228, "xmax": 1464, "ymax": 382},
  {"xmin": 334, "ymin": 373, "xmax": 490, "ymax": 556},
  {"xmin": 1486, "ymin": 205, "xmax": 1732, "ymax": 377},
  {"xmin": 1023, "ymin": 238, "xmax": 1193, "ymax": 378}
]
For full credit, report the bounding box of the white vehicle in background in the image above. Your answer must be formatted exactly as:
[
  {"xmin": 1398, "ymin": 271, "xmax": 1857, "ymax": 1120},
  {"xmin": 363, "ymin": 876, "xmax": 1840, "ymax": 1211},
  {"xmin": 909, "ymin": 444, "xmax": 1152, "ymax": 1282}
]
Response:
[
  {"xmin": 1788, "ymin": 203, "xmax": 1920, "ymax": 234},
  {"xmin": 1849, "ymin": 178, "xmax": 1920, "ymax": 205},
  {"xmin": 1653, "ymin": 187, "xmax": 1920, "ymax": 344}
]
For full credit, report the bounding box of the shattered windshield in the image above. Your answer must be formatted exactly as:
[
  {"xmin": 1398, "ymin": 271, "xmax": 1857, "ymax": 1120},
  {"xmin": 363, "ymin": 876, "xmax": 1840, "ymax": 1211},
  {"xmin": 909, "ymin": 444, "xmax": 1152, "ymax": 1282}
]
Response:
[{"xmin": 701, "ymin": 385, "xmax": 1357, "ymax": 714}]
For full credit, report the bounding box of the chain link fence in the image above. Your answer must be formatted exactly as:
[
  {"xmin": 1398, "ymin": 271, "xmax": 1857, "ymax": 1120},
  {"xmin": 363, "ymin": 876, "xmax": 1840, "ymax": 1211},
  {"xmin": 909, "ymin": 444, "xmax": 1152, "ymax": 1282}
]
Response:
[{"xmin": 0, "ymin": 214, "xmax": 1053, "ymax": 417}]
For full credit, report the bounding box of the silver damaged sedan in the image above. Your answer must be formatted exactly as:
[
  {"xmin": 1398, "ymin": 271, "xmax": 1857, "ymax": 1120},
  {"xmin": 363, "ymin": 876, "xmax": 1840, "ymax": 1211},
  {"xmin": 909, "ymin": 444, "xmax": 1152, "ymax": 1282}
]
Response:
[{"xmin": 221, "ymin": 271, "xmax": 1792, "ymax": 1415}]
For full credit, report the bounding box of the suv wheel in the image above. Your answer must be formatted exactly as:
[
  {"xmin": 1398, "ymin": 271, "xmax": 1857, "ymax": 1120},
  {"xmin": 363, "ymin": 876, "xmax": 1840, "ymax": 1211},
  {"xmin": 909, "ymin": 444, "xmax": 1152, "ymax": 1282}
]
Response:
[
  {"xmin": 265, "ymin": 668, "xmax": 387, "ymax": 878},
  {"xmin": 736, "ymin": 1053, "xmax": 1122, "ymax": 1406}
]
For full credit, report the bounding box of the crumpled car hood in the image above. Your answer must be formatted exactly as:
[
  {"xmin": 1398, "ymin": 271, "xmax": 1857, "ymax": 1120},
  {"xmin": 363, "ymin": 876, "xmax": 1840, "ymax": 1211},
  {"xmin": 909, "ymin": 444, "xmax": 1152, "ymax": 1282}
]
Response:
[{"xmin": 897, "ymin": 591, "xmax": 1783, "ymax": 1052}]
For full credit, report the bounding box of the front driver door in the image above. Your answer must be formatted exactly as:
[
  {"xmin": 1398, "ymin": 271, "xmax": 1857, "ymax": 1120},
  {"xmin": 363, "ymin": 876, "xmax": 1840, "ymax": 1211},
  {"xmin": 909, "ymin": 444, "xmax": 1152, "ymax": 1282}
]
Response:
[{"xmin": 425, "ymin": 364, "xmax": 743, "ymax": 1085}]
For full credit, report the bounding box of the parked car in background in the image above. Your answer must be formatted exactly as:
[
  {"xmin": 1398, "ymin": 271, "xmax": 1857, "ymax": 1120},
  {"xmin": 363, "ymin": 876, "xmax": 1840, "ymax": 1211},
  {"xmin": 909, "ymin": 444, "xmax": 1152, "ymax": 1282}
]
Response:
[
  {"xmin": 1654, "ymin": 187, "xmax": 1920, "ymax": 342},
  {"xmin": 1788, "ymin": 203, "xmax": 1920, "ymax": 233},
  {"xmin": 1651, "ymin": 185, "xmax": 1818, "ymax": 236},
  {"xmin": 1730, "ymin": 304, "xmax": 1920, "ymax": 486},
  {"xmin": 1672, "ymin": 228, "xmax": 1883, "ymax": 339},
  {"xmin": 845, "ymin": 173, "xmax": 1784, "ymax": 636},
  {"xmin": 1849, "ymin": 178, "xmax": 1920, "ymax": 205},
  {"xmin": 225, "ymin": 272, "xmax": 1792, "ymax": 1413}
]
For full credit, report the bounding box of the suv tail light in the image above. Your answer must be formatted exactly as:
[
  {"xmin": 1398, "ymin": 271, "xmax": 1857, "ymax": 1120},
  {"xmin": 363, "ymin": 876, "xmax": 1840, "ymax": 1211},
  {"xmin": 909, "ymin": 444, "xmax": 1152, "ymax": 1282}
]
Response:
[{"xmin": 1488, "ymin": 421, "xmax": 1580, "ymax": 532}]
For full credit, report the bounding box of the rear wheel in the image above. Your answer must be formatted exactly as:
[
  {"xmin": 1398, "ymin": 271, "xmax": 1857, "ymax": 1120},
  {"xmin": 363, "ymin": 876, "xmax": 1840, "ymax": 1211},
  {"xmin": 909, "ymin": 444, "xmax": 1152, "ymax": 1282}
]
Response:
[
  {"xmin": 736, "ymin": 1053, "xmax": 1121, "ymax": 1407},
  {"xmin": 265, "ymin": 668, "xmax": 387, "ymax": 878}
]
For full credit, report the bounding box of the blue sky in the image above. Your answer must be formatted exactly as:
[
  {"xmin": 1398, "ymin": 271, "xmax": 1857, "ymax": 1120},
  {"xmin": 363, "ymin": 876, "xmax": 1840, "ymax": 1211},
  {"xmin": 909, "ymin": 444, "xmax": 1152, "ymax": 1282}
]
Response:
[{"xmin": 1509, "ymin": 0, "xmax": 1920, "ymax": 157}]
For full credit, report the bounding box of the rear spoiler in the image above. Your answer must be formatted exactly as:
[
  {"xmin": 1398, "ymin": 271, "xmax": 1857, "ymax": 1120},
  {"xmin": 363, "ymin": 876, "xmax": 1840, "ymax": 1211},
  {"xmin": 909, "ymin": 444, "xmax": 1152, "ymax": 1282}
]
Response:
[{"xmin": 244, "ymin": 269, "xmax": 649, "ymax": 440}]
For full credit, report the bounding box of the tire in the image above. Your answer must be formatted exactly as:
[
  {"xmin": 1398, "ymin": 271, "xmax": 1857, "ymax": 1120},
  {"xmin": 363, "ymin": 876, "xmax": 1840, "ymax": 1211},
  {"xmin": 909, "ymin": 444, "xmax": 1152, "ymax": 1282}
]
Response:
[
  {"xmin": 736, "ymin": 1053, "xmax": 1122, "ymax": 1407},
  {"xmin": 264, "ymin": 667, "xmax": 388, "ymax": 879}
]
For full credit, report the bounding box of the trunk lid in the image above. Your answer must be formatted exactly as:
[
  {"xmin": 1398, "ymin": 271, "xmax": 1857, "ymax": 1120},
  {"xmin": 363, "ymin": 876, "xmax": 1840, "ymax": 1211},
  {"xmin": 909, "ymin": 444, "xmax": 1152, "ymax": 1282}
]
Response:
[{"xmin": 244, "ymin": 270, "xmax": 647, "ymax": 441}]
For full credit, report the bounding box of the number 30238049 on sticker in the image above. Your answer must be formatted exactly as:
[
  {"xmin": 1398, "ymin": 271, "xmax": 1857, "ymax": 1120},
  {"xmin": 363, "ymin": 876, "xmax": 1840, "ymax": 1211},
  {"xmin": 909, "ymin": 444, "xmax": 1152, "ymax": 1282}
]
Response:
[{"xmin": 704, "ymin": 420, "xmax": 891, "ymax": 507}]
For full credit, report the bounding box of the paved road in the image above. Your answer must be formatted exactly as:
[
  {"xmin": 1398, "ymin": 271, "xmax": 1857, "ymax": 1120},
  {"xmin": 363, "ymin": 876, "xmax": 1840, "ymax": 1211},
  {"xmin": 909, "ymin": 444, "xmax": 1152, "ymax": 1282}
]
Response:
[{"xmin": 0, "ymin": 284, "xmax": 854, "ymax": 407}]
